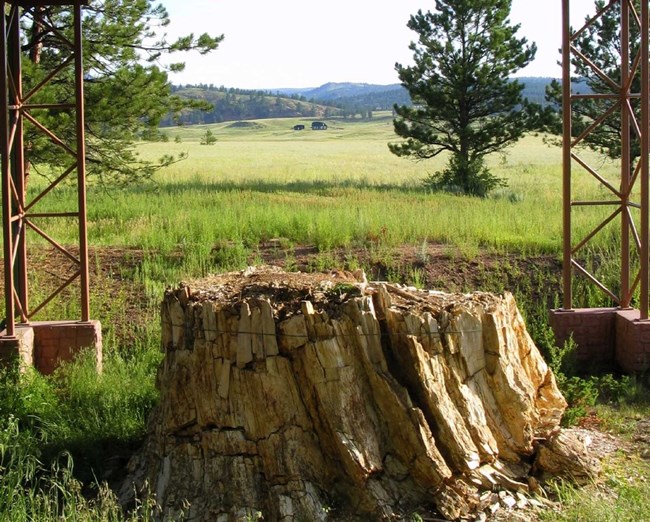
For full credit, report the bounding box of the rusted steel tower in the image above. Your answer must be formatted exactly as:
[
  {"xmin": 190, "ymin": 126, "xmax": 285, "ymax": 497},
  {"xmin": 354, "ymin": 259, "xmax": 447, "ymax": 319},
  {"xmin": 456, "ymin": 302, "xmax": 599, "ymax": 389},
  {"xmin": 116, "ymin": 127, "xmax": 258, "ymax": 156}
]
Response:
[
  {"xmin": 0, "ymin": 1, "xmax": 100, "ymax": 374},
  {"xmin": 552, "ymin": 0, "xmax": 650, "ymax": 371},
  {"xmin": 561, "ymin": 0, "xmax": 649, "ymax": 314}
]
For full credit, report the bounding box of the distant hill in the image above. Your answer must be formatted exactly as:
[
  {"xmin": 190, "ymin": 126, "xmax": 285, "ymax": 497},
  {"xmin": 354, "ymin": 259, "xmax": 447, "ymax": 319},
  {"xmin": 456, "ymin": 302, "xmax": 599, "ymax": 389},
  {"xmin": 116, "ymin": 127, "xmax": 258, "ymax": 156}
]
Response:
[
  {"xmin": 160, "ymin": 85, "xmax": 342, "ymax": 127},
  {"xmin": 163, "ymin": 78, "xmax": 562, "ymax": 127},
  {"xmin": 277, "ymin": 82, "xmax": 403, "ymax": 101},
  {"xmin": 273, "ymin": 83, "xmax": 410, "ymax": 115},
  {"xmin": 516, "ymin": 76, "xmax": 557, "ymax": 105},
  {"xmin": 274, "ymin": 78, "xmax": 559, "ymax": 109}
]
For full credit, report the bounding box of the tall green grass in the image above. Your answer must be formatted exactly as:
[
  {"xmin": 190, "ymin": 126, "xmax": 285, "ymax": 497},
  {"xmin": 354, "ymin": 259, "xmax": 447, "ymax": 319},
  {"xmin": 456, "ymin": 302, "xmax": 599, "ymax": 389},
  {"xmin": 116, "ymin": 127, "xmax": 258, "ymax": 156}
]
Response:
[
  {"xmin": 10, "ymin": 115, "xmax": 639, "ymax": 352},
  {"xmin": 12, "ymin": 116, "xmax": 635, "ymax": 367},
  {"xmin": 0, "ymin": 343, "xmax": 161, "ymax": 520}
]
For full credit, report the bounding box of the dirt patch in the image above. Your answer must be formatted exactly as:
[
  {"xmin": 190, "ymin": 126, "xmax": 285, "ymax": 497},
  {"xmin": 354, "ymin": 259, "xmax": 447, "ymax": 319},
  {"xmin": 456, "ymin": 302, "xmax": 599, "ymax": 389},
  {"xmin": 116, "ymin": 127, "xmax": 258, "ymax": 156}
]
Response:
[
  {"xmin": 2, "ymin": 242, "xmax": 562, "ymax": 340},
  {"xmin": 633, "ymin": 418, "xmax": 650, "ymax": 459},
  {"xmin": 252, "ymin": 241, "xmax": 562, "ymax": 307},
  {"xmin": 0, "ymin": 246, "xmax": 150, "ymax": 345}
]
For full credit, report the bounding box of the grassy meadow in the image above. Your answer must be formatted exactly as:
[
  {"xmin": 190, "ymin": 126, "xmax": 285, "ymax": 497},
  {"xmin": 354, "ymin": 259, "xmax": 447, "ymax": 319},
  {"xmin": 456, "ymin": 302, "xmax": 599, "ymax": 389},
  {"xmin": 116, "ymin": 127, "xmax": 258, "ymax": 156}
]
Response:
[
  {"xmin": 30, "ymin": 112, "xmax": 628, "ymax": 272},
  {"xmin": 23, "ymin": 111, "xmax": 631, "ymax": 312},
  {"xmin": 2, "ymin": 113, "xmax": 649, "ymax": 521}
]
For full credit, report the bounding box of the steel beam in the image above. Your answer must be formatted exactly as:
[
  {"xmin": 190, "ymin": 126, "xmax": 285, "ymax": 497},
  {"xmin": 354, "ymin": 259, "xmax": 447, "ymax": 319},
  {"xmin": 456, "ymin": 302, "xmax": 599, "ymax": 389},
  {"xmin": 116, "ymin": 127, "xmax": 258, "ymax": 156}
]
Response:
[
  {"xmin": 1, "ymin": 1, "xmax": 90, "ymax": 334},
  {"xmin": 641, "ymin": 0, "xmax": 650, "ymax": 318},
  {"xmin": 74, "ymin": 2, "xmax": 89, "ymax": 322},
  {"xmin": 621, "ymin": 0, "xmax": 631, "ymax": 308},
  {"xmin": 1, "ymin": 2, "xmax": 15, "ymax": 337},
  {"xmin": 9, "ymin": 4, "xmax": 27, "ymax": 321},
  {"xmin": 562, "ymin": 0, "xmax": 572, "ymax": 310},
  {"xmin": 563, "ymin": 0, "xmax": 650, "ymax": 317}
]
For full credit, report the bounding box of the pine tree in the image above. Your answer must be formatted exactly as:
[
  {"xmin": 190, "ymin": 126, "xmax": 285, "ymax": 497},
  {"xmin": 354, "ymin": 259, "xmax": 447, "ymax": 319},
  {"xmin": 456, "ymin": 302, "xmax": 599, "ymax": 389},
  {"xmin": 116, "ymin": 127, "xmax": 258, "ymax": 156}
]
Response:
[
  {"xmin": 390, "ymin": 0, "xmax": 538, "ymax": 197},
  {"xmin": 200, "ymin": 129, "xmax": 217, "ymax": 146},
  {"xmin": 21, "ymin": 1, "xmax": 223, "ymax": 186}
]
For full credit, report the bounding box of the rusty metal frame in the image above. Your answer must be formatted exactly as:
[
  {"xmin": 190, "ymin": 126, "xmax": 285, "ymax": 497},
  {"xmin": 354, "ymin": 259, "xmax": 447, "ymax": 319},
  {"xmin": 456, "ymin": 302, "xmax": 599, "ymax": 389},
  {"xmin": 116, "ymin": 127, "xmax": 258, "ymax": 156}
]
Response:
[
  {"xmin": 562, "ymin": 0, "xmax": 650, "ymax": 319},
  {"xmin": 1, "ymin": 0, "xmax": 89, "ymax": 337}
]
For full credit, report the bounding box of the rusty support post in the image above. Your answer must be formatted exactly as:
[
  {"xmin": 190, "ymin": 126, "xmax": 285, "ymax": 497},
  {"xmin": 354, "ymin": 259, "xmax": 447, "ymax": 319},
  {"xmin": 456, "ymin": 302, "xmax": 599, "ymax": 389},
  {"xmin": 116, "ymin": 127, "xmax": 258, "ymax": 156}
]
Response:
[
  {"xmin": 74, "ymin": 2, "xmax": 89, "ymax": 322},
  {"xmin": 562, "ymin": 0, "xmax": 572, "ymax": 310},
  {"xmin": 1, "ymin": 1, "xmax": 91, "ymax": 333},
  {"xmin": 641, "ymin": 0, "xmax": 649, "ymax": 319},
  {"xmin": 620, "ymin": 0, "xmax": 631, "ymax": 309},
  {"xmin": 9, "ymin": 5, "xmax": 27, "ymax": 321},
  {"xmin": 1, "ymin": 2, "xmax": 16, "ymax": 336}
]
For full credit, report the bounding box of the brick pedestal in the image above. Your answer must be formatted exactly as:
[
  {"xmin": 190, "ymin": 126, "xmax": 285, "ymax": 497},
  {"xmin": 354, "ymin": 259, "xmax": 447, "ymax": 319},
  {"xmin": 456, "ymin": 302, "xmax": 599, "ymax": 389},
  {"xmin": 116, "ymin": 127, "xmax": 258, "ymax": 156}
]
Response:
[
  {"xmin": 0, "ymin": 320, "xmax": 102, "ymax": 375},
  {"xmin": 548, "ymin": 308, "xmax": 617, "ymax": 369},
  {"xmin": 615, "ymin": 310, "xmax": 650, "ymax": 373},
  {"xmin": 549, "ymin": 308, "xmax": 650, "ymax": 373}
]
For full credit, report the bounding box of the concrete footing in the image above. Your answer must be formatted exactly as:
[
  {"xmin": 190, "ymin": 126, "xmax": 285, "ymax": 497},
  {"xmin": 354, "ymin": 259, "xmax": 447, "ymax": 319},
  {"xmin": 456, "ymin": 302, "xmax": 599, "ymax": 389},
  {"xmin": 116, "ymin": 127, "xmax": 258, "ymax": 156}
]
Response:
[
  {"xmin": 549, "ymin": 308, "xmax": 649, "ymax": 373},
  {"xmin": 0, "ymin": 320, "xmax": 102, "ymax": 375}
]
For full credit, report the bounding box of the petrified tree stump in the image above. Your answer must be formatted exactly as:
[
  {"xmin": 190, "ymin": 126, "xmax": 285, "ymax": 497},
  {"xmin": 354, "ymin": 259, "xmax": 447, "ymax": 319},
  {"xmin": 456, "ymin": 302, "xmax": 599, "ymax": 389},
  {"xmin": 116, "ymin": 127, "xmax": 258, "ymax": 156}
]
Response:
[{"xmin": 124, "ymin": 267, "xmax": 591, "ymax": 521}]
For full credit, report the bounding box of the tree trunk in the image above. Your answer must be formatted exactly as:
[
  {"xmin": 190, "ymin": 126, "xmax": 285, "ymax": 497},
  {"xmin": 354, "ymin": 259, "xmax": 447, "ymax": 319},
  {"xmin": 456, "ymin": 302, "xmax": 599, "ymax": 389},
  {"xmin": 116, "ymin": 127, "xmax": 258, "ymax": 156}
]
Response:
[{"xmin": 122, "ymin": 267, "xmax": 595, "ymax": 521}]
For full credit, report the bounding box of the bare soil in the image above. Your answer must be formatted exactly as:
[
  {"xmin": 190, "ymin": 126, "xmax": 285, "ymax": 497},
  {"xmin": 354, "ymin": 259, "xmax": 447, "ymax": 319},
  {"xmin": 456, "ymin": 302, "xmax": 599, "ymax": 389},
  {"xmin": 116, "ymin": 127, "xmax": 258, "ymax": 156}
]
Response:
[{"xmin": 253, "ymin": 240, "xmax": 563, "ymax": 296}]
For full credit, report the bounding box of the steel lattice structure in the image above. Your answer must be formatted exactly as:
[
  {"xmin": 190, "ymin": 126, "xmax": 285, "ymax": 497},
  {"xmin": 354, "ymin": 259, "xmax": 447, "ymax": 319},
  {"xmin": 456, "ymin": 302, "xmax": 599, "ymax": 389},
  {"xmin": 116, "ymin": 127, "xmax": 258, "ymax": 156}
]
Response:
[
  {"xmin": 1, "ymin": 0, "xmax": 89, "ymax": 338},
  {"xmin": 562, "ymin": 0, "xmax": 650, "ymax": 318}
]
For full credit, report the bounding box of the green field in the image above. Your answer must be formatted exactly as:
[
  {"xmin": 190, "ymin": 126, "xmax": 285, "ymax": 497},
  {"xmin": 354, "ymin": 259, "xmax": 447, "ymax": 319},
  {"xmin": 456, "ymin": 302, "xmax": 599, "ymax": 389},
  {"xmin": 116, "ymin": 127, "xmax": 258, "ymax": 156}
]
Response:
[
  {"xmin": 2, "ymin": 114, "xmax": 649, "ymax": 521},
  {"xmin": 30, "ymin": 113, "xmax": 626, "ymax": 261}
]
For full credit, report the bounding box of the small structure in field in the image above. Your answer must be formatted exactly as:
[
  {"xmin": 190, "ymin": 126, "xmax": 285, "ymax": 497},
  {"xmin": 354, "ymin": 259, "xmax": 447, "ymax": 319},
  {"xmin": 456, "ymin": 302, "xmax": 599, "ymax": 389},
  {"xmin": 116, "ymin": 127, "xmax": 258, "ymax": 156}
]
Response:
[{"xmin": 311, "ymin": 121, "xmax": 328, "ymax": 130}]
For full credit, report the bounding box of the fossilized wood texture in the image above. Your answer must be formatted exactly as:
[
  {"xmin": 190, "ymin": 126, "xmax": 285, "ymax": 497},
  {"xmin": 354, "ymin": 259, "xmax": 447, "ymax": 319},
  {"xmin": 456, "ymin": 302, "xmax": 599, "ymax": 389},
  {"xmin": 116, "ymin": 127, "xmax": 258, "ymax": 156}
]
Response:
[{"xmin": 123, "ymin": 268, "xmax": 581, "ymax": 521}]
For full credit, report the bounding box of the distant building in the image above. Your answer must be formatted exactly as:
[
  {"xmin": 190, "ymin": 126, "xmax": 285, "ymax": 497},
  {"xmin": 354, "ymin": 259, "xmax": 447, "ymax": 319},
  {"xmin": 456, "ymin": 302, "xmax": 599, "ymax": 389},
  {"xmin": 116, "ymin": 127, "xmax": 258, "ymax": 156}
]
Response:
[
  {"xmin": 311, "ymin": 121, "xmax": 328, "ymax": 130},
  {"xmin": 293, "ymin": 124, "xmax": 305, "ymax": 131}
]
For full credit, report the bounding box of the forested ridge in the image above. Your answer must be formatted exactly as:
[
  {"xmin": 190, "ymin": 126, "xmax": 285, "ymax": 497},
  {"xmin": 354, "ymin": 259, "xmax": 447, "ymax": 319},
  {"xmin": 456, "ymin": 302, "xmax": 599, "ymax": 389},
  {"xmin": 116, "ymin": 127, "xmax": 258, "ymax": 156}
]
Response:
[
  {"xmin": 161, "ymin": 77, "xmax": 563, "ymax": 126},
  {"xmin": 160, "ymin": 86, "xmax": 342, "ymax": 125}
]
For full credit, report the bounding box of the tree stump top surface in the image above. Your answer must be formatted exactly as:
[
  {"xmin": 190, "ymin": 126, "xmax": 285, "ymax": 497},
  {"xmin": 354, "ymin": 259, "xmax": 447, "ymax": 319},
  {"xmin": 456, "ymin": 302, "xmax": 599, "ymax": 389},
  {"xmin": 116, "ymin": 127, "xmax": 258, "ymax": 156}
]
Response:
[{"xmin": 174, "ymin": 265, "xmax": 501, "ymax": 318}]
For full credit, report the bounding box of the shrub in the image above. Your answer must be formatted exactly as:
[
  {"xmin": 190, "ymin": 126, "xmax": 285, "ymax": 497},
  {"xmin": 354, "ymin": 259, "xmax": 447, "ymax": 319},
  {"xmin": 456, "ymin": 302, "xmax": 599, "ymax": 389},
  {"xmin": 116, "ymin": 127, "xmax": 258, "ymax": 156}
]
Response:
[
  {"xmin": 422, "ymin": 156, "xmax": 507, "ymax": 197},
  {"xmin": 543, "ymin": 332, "xmax": 643, "ymax": 426}
]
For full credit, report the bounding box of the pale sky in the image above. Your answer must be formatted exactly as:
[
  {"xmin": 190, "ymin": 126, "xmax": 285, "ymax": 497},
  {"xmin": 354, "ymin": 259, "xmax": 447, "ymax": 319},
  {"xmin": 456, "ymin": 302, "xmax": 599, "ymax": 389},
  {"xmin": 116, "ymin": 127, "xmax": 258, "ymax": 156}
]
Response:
[{"xmin": 158, "ymin": 0, "xmax": 597, "ymax": 89}]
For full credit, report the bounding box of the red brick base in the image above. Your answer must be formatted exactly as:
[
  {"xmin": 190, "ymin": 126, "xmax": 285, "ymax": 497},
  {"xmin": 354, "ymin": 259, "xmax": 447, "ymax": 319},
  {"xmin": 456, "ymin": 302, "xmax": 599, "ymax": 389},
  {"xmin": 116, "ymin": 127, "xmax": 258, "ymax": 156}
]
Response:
[
  {"xmin": 615, "ymin": 310, "xmax": 650, "ymax": 373},
  {"xmin": 549, "ymin": 308, "xmax": 650, "ymax": 373},
  {"xmin": 0, "ymin": 320, "xmax": 102, "ymax": 375}
]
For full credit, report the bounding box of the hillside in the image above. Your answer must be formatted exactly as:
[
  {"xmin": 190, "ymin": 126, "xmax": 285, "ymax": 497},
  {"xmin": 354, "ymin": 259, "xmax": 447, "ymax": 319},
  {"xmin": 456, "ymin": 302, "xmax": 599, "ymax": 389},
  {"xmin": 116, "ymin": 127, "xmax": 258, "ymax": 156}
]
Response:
[
  {"xmin": 517, "ymin": 76, "xmax": 557, "ymax": 105},
  {"xmin": 164, "ymin": 78, "xmax": 561, "ymax": 127},
  {"xmin": 161, "ymin": 86, "xmax": 342, "ymax": 126},
  {"xmin": 283, "ymin": 82, "xmax": 403, "ymax": 101},
  {"xmin": 273, "ymin": 78, "xmax": 558, "ymax": 108}
]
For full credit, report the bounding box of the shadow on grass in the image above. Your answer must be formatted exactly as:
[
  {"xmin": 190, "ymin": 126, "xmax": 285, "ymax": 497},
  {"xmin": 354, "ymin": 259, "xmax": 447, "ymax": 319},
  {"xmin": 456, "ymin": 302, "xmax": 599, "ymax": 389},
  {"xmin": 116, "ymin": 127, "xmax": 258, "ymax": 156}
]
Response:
[{"xmin": 130, "ymin": 178, "xmax": 428, "ymax": 197}]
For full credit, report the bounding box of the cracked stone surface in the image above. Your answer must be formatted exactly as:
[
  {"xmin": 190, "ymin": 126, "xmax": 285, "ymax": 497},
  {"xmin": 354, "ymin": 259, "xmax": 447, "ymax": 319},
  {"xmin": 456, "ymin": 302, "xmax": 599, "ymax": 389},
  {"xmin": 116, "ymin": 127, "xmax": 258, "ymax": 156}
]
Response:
[{"xmin": 121, "ymin": 267, "xmax": 595, "ymax": 521}]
